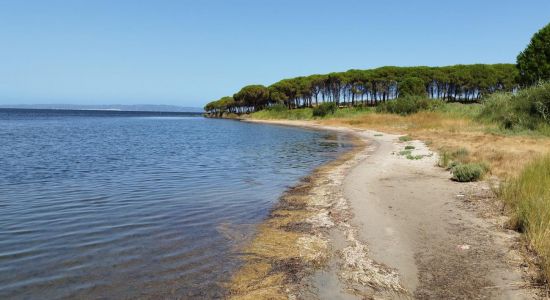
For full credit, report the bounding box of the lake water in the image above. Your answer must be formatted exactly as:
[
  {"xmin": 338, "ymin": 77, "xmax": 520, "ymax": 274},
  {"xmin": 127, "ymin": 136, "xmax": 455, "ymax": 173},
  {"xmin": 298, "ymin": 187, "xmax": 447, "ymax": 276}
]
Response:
[{"xmin": 0, "ymin": 109, "xmax": 351, "ymax": 299}]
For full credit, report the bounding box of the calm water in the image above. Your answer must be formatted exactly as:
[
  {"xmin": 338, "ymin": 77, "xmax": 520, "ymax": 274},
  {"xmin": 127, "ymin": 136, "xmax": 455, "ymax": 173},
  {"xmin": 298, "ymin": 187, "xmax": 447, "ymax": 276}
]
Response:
[{"xmin": 0, "ymin": 109, "xmax": 350, "ymax": 299}]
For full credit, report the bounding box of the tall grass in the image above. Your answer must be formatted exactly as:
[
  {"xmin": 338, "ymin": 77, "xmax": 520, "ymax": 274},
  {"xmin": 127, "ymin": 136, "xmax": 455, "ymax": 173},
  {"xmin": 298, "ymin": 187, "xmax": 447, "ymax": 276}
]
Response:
[
  {"xmin": 250, "ymin": 104, "xmax": 374, "ymax": 120},
  {"xmin": 501, "ymin": 154, "xmax": 550, "ymax": 279},
  {"xmin": 376, "ymin": 96, "xmax": 444, "ymax": 115},
  {"xmin": 312, "ymin": 102, "xmax": 337, "ymax": 117},
  {"xmin": 251, "ymin": 106, "xmax": 314, "ymax": 120}
]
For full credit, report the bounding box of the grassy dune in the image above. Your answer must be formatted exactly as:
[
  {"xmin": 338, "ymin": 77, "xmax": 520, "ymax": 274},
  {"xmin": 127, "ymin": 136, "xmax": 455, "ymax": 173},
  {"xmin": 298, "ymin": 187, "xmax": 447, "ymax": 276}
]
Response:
[
  {"xmin": 248, "ymin": 85, "xmax": 550, "ymax": 282},
  {"xmin": 502, "ymin": 154, "xmax": 550, "ymax": 280}
]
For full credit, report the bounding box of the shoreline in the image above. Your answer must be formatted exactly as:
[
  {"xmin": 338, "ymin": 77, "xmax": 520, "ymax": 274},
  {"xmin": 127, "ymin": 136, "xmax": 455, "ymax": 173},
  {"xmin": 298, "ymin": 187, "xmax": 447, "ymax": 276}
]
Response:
[
  {"xmin": 229, "ymin": 119, "xmax": 540, "ymax": 299},
  {"xmin": 228, "ymin": 120, "xmax": 377, "ymax": 299}
]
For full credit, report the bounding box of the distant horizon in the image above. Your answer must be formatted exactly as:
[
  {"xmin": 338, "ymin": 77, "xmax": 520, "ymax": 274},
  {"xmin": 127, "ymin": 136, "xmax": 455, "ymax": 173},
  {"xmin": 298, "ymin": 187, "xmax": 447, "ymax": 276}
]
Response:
[
  {"xmin": 1, "ymin": 0, "xmax": 549, "ymax": 106},
  {"xmin": 0, "ymin": 103, "xmax": 204, "ymax": 112}
]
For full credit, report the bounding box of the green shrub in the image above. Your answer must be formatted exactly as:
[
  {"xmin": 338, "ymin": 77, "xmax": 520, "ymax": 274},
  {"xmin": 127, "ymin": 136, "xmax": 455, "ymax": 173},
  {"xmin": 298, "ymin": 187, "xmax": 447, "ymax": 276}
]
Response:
[
  {"xmin": 451, "ymin": 163, "xmax": 487, "ymax": 182},
  {"xmin": 250, "ymin": 107, "xmax": 313, "ymax": 120},
  {"xmin": 406, "ymin": 154, "xmax": 424, "ymax": 160},
  {"xmin": 479, "ymin": 82, "xmax": 550, "ymax": 131},
  {"xmin": 399, "ymin": 135, "xmax": 412, "ymax": 142},
  {"xmin": 377, "ymin": 96, "xmax": 444, "ymax": 115},
  {"xmin": 522, "ymin": 82, "xmax": 550, "ymax": 124},
  {"xmin": 312, "ymin": 102, "xmax": 337, "ymax": 117},
  {"xmin": 404, "ymin": 145, "xmax": 415, "ymax": 150},
  {"xmin": 267, "ymin": 103, "xmax": 289, "ymax": 112},
  {"xmin": 399, "ymin": 150, "xmax": 412, "ymax": 156}
]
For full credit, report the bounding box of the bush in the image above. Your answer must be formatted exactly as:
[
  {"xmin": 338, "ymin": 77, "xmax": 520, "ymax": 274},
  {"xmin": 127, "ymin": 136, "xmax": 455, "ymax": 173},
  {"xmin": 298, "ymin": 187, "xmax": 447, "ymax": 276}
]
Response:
[
  {"xmin": 267, "ymin": 103, "xmax": 289, "ymax": 112},
  {"xmin": 451, "ymin": 163, "xmax": 487, "ymax": 182},
  {"xmin": 377, "ymin": 96, "xmax": 444, "ymax": 115},
  {"xmin": 399, "ymin": 135, "xmax": 412, "ymax": 142},
  {"xmin": 479, "ymin": 82, "xmax": 550, "ymax": 131},
  {"xmin": 312, "ymin": 102, "xmax": 337, "ymax": 117},
  {"xmin": 250, "ymin": 107, "xmax": 314, "ymax": 120},
  {"xmin": 522, "ymin": 82, "xmax": 550, "ymax": 123},
  {"xmin": 404, "ymin": 145, "xmax": 415, "ymax": 150}
]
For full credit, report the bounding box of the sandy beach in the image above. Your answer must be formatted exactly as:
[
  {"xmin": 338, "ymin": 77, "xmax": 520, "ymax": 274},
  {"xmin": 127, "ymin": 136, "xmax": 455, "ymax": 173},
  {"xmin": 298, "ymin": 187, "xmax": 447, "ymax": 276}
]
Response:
[{"xmin": 231, "ymin": 119, "xmax": 539, "ymax": 299}]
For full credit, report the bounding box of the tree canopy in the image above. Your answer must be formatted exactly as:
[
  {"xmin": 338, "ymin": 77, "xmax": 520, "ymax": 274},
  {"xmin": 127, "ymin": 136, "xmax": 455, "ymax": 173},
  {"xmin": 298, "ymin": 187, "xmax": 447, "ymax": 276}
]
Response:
[
  {"xmin": 204, "ymin": 64, "xmax": 518, "ymax": 114},
  {"xmin": 517, "ymin": 22, "xmax": 550, "ymax": 86}
]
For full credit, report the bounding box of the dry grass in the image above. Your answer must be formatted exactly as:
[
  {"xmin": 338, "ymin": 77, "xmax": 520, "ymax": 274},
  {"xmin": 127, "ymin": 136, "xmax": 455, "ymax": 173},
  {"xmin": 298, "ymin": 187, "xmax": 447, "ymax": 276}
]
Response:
[
  {"xmin": 501, "ymin": 154, "xmax": 550, "ymax": 281},
  {"xmin": 246, "ymin": 107, "xmax": 550, "ymax": 288},
  {"xmin": 321, "ymin": 111, "xmax": 550, "ymax": 178},
  {"xmin": 319, "ymin": 110, "xmax": 550, "ymax": 284}
]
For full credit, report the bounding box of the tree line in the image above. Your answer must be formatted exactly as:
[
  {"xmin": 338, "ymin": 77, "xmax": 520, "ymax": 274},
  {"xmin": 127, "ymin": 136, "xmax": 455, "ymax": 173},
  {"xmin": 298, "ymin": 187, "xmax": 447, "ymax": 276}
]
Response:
[{"xmin": 204, "ymin": 64, "xmax": 518, "ymax": 114}]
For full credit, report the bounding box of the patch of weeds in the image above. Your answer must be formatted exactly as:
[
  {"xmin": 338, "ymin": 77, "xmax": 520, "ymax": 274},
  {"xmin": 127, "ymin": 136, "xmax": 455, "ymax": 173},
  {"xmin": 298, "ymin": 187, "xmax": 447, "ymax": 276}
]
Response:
[
  {"xmin": 406, "ymin": 154, "xmax": 424, "ymax": 160},
  {"xmin": 451, "ymin": 163, "xmax": 488, "ymax": 182},
  {"xmin": 399, "ymin": 150, "xmax": 412, "ymax": 156},
  {"xmin": 312, "ymin": 102, "xmax": 337, "ymax": 117},
  {"xmin": 399, "ymin": 135, "xmax": 412, "ymax": 142},
  {"xmin": 404, "ymin": 145, "xmax": 415, "ymax": 150},
  {"xmin": 438, "ymin": 151, "xmax": 452, "ymax": 168},
  {"xmin": 438, "ymin": 147, "xmax": 471, "ymax": 169},
  {"xmin": 452, "ymin": 148, "xmax": 470, "ymax": 162},
  {"xmin": 374, "ymin": 133, "xmax": 383, "ymax": 136}
]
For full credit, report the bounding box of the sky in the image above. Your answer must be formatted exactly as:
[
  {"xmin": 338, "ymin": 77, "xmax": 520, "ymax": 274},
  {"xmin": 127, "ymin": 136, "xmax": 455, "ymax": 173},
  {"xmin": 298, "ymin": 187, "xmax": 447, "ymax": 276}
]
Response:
[{"xmin": 0, "ymin": 0, "xmax": 549, "ymax": 107}]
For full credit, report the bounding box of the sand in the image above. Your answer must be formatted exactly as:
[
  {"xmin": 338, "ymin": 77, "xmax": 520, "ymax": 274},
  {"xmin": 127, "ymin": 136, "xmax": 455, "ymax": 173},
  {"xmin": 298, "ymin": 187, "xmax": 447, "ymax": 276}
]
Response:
[{"xmin": 241, "ymin": 119, "xmax": 539, "ymax": 299}]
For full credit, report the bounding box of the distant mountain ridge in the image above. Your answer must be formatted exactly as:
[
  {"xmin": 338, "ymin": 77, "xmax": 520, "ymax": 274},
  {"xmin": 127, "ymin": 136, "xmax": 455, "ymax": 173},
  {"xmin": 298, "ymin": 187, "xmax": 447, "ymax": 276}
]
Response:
[{"xmin": 0, "ymin": 104, "xmax": 204, "ymax": 113}]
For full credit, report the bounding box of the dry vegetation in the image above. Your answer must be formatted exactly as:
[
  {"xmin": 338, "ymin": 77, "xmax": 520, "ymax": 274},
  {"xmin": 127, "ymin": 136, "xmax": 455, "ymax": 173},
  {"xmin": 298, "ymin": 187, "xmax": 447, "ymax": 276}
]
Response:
[
  {"xmin": 317, "ymin": 110, "xmax": 550, "ymax": 285},
  {"xmin": 246, "ymin": 95, "xmax": 550, "ymax": 288},
  {"xmin": 239, "ymin": 81, "xmax": 550, "ymax": 291},
  {"xmin": 501, "ymin": 154, "xmax": 550, "ymax": 281},
  {"xmin": 320, "ymin": 110, "xmax": 550, "ymax": 179}
]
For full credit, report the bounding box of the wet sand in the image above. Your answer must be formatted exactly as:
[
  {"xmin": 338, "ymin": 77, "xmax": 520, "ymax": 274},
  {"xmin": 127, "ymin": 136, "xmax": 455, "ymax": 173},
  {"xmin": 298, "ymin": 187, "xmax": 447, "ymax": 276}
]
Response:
[{"xmin": 234, "ymin": 119, "xmax": 539, "ymax": 299}]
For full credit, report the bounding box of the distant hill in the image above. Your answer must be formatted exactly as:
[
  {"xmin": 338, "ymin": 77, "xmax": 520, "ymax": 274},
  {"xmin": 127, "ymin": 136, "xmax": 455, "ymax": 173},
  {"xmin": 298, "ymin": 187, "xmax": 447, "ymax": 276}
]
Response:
[{"xmin": 0, "ymin": 104, "xmax": 204, "ymax": 113}]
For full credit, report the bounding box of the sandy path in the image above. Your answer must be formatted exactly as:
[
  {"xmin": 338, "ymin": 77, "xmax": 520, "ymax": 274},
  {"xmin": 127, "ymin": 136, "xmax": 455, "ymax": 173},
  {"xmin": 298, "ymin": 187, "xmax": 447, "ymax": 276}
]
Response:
[
  {"xmin": 243, "ymin": 119, "xmax": 538, "ymax": 299},
  {"xmin": 338, "ymin": 130, "xmax": 535, "ymax": 299}
]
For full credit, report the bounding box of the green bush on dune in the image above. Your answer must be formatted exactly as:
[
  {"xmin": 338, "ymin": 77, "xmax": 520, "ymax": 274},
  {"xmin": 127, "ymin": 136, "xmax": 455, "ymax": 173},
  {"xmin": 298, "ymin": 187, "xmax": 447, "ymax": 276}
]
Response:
[
  {"xmin": 451, "ymin": 163, "xmax": 488, "ymax": 182},
  {"xmin": 480, "ymin": 82, "xmax": 550, "ymax": 132},
  {"xmin": 376, "ymin": 96, "xmax": 444, "ymax": 115},
  {"xmin": 267, "ymin": 103, "xmax": 290, "ymax": 113},
  {"xmin": 312, "ymin": 102, "xmax": 337, "ymax": 117}
]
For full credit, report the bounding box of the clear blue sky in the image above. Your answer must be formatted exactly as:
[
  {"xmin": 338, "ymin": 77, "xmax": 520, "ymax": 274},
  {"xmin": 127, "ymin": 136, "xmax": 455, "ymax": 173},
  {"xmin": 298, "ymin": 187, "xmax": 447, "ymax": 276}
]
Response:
[{"xmin": 0, "ymin": 0, "xmax": 548, "ymax": 107}]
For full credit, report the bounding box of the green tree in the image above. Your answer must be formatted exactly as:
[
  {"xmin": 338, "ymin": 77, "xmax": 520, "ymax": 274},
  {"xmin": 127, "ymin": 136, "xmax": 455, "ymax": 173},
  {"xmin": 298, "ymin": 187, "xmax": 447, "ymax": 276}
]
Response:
[
  {"xmin": 399, "ymin": 77, "xmax": 426, "ymax": 97},
  {"xmin": 233, "ymin": 85, "xmax": 270, "ymax": 111},
  {"xmin": 517, "ymin": 23, "xmax": 550, "ymax": 86}
]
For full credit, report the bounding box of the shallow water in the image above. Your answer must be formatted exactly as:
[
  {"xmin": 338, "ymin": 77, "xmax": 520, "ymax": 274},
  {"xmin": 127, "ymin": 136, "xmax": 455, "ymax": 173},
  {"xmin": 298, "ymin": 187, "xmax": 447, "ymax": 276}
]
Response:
[{"xmin": 0, "ymin": 109, "xmax": 350, "ymax": 299}]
